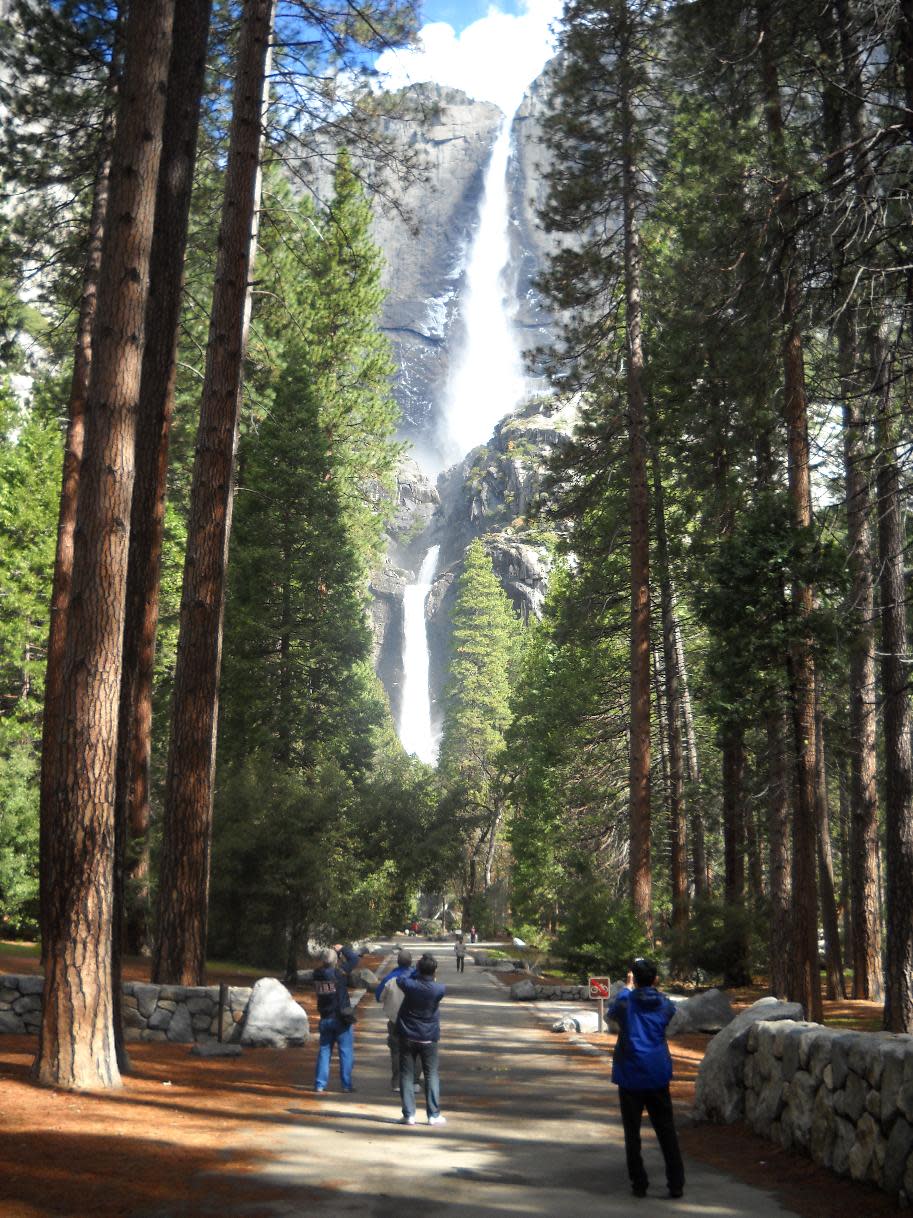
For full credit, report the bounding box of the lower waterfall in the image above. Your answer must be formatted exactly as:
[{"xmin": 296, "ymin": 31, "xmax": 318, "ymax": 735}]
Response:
[{"xmin": 398, "ymin": 545, "xmax": 441, "ymax": 764}]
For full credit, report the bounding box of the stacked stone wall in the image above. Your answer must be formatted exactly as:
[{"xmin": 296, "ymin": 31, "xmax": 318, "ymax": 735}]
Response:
[
  {"xmin": 742, "ymin": 1020, "xmax": 913, "ymax": 1200},
  {"xmin": 0, "ymin": 974, "xmax": 252, "ymax": 1045}
]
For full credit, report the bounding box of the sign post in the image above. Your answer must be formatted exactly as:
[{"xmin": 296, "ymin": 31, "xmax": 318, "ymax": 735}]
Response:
[{"xmin": 588, "ymin": 976, "xmax": 611, "ymax": 1033}]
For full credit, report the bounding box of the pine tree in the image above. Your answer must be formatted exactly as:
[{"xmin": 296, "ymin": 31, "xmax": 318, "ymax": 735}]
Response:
[{"xmin": 439, "ymin": 539, "xmax": 519, "ymax": 925}]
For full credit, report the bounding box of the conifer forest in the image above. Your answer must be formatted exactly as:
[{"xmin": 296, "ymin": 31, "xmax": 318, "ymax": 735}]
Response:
[{"xmin": 0, "ymin": 0, "xmax": 912, "ymax": 1093}]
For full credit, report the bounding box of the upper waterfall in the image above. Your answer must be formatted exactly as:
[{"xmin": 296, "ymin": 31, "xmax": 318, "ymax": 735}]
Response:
[{"xmin": 437, "ymin": 112, "xmax": 527, "ymax": 470}]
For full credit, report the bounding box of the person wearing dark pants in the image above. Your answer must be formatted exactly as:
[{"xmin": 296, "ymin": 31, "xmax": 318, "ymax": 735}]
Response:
[
  {"xmin": 454, "ymin": 935, "xmax": 466, "ymax": 973},
  {"xmin": 609, "ymin": 958, "xmax": 684, "ymax": 1199},
  {"xmin": 395, "ymin": 954, "xmax": 446, "ymax": 1126}
]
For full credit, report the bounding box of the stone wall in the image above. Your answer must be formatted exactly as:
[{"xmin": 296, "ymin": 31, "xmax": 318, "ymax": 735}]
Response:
[
  {"xmin": 0, "ymin": 974, "xmax": 252, "ymax": 1045},
  {"xmin": 742, "ymin": 1020, "xmax": 913, "ymax": 1200}
]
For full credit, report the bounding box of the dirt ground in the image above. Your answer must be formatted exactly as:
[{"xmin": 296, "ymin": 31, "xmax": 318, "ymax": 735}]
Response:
[
  {"xmin": 0, "ymin": 945, "xmax": 902, "ymax": 1217},
  {"xmin": 0, "ymin": 944, "xmax": 381, "ymax": 1218}
]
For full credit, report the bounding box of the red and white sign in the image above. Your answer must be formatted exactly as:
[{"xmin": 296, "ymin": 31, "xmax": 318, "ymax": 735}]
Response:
[{"xmin": 588, "ymin": 976, "xmax": 611, "ymax": 1000}]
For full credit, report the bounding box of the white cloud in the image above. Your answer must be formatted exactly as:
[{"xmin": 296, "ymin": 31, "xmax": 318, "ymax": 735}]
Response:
[{"xmin": 375, "ymin": 1, "xmax": 563, "ymax": 116}]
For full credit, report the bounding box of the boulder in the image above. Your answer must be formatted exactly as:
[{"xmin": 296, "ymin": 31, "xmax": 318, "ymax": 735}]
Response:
[
  {"xmin": 551, "ymin": 1016, "xmax": 580, "ymax": 1034},
  {"xmin": 240, "ymin": 978, "xmax": 309, "ymax": 1048},
  {"xmin": 694, "ymin": 998, "xmax": 804, "ymax": 1124},
  {"xmin": 667, "ymin": 988, "xmax": 735, "ymax": 1036},
  {"xmin": 131, "ymin": 983, "xmax": 160, "ymax": 1019},
  {"xmin": 510, "ymin": 979, "xmax": 536, "ymax": 1001},
  {"xmin": 350, "ymin": 968, "xmax": 379, "ymax": 992}
]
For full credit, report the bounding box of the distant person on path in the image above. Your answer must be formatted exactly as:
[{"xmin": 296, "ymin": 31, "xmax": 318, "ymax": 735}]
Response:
[
  {"xmin": 469, "ymin": 925, "xmax": 477, "ymax": 944},
  {"xmin": 376, "ymin": 948, "xmax": 417, "ymax": 1091},
  {"xmin": 609, "ymin": 958, "xmax": 684, "ymax": 1200},
  {"xmin": 313, "ymin": 947, "xmax": 356, "ymax": 1093},
  {"xmin": 396, "ymin": 953, "xmax": 446, "ymax": 1126},
  {"xmin": 454, "ymin": 935, "xmax": 466, "ymax": 973}
]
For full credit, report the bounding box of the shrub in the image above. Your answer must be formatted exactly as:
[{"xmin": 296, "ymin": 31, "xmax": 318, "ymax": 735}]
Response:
[{"xmin": 556, "ymin": 884, "xmax": 652, "ymax": 981}]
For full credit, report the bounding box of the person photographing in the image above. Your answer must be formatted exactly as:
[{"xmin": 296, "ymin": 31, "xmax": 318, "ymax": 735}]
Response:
[{"xmin": 609, "ymin": 957, "xmax": 684, "ymax": 1200}]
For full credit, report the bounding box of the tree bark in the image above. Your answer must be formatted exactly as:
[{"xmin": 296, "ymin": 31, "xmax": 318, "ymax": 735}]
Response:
[
  {"xmin": 38, "ymin": 39, "xmax": 119, "ymax": 966},
  {"xmin": 830, "ymin": 0, "xmax": 885, "ymax": 1003},
  {"xmin": 766, "ymin": 709, "xmax": 791, "ymax": 998},
  {"xmin": 652, "ymin": 456, "xmax": 687, "ymax": 931},
  {"xmin": 722, "ymin": 723, "xmax": 746, "ymax": 910},
  {"xmin": 35, "ymin": 0, "xmax": 175, "ymax": 1091},
  {"xmin": 814, "ymin": 684, "xmax": 845, "ymax": 999},
  {"xmin": 875, "ymin": 333, "xmax": 913, "ymax": 1032},
  {"xmin": 111, "ymin": 0, "xmax": 213, "ymax": 1065},
  {"xmin": 676, "ymin": 623, "xmax": 709, "ymax": 896},
  {"xmin": 153, "ymin": 0, "xmax": 275, "ymax": 986},
  {"xmin": 620, "ymin": 2, "xmax": 651, "ymax": 933},
  {"xmin": 756, "ymin": 0, "xmax": 822, "ymax": 1023}
]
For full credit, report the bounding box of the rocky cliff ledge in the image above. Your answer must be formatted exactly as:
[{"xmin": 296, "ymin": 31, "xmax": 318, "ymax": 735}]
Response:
[{"xmin": 370, "ymin": 395, "xmax": 578, "ymax": 725}]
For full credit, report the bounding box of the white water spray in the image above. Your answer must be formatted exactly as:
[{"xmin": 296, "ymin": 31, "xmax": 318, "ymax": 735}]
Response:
[
  {"xmin": 438, "ymin": 114, "xmax": 527, "ymax": 468},
  {"xmin": 398, "ymin": 545, "xmax": 441, "ymax": 764}
]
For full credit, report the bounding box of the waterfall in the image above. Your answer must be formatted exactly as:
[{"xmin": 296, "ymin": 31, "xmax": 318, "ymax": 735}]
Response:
[
  {"xmin": 438, "ymin": 113, "xmax": 526, "ymax": 468},
  {"xmin": 398, "ymin": 545, "xmax": 441, "ymax": 764}
]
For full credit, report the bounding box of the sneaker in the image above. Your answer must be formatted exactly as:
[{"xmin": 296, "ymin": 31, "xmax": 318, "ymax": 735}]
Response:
[
  {"xmin": 428, "ymin": 1114, "xmax": 447, "ymax": 1126},
  {"xmin": 343, "ymin": 1086, "xmax": 356, "ymax": 1093},
  {"xmin": 391, "ymin": 1084, "xmax": 400, "ymax": 1093},
  {"xmin": 632, "ymin": 1186, "xmax": 647, "ymax": 1198},
  {"xmin": 399, "ymin": 1115, "xmax": 416, "ymax": 1125},
  {"xmin": 314, "ymin": 1088, "xmax": 326, "ymax": 1094},
  {"xmin": 668, "ymin": 1188, "xmax": 684, "ymax": 1199}
]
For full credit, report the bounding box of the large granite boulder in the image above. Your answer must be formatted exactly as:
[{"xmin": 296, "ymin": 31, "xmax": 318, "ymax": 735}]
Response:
[
  {"xmin": 694, "ymin": 997, "xmax": 804, "ymax": 1123},
  {"xmin": 240, "ymin": 978, "xmax": 309, "ymax": 1049},
  {"xmin": 511, "ymin": 979, "xmax": 537, "ymax": 1001},
  {"xmin": 667, "ymin": 988, "xmax": 736, "ymax": 1037}
]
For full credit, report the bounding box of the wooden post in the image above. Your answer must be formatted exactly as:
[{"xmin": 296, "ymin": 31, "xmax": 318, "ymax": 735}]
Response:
[{"xmin": 218, "ymin": 983, "xmax": 228, "ymax": 1043}]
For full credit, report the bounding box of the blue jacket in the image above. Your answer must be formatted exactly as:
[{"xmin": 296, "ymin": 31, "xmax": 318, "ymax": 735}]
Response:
[
  {"xmin": 314, "ymin": 965, "xmax": 351, "ymax": 1020},
  {"xmin": 396, "ymin": 974, "xmax": 445, "ymax": 1042},
  {"xmin": 609, "ymin": 985, "xmax": 675, "ymax": 1090},
  {"xmin": 375, "ymin": 965, "xmax": 414, "ymax": 1001}
]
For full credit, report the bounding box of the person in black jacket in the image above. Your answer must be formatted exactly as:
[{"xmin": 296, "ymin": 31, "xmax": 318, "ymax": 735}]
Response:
[
  {"xmin": 313, "ymin": 947, "xmax": 356, "ymax": 1093},
  {"xmin": 395, "ymin": 953, "xmax": 446, "ymax": 1125}
]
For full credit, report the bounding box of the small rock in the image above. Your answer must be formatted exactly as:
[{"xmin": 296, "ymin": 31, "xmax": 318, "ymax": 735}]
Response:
[
  {"xmin": 551, "ymin": 1016, "xmax": 581, "ymax": 1033},
  {"xmin": 166, "ymin": 1004, "xmax": 195, "ymax": 1043},
  {"xmin": 190, "ymin": 1042, "xmax": 243, "ymax": 1059},
  {"xmin": 17, "ymin": 976, "xmax": 45, "ymax": 996}
]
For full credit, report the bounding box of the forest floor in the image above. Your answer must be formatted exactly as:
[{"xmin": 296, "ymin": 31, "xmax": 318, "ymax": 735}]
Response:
[{"xmin": 0, "ymin": 941, "xmax": 900, "ymax": 1217}]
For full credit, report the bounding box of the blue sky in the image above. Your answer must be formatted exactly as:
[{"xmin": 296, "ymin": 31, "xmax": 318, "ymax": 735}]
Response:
[
  {"xmin": 376, "ymin": 1, "xmax": 562, "ymax": 112},
  {"xmin": 422, "ymin": 1, "xmax": 527, "ymax": 29}
]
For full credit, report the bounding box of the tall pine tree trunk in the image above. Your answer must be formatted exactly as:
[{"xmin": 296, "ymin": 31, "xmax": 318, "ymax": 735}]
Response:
[
  {"xmin": 766, "ymin": 708, "xmax": 791, "ymax": 998},
  {"xmin": 153, "ymin": 0, "xmax": 275, "ymax": 986},
  {"xmin": 830, "ymin": 0, "xmax": 885, "ymax": 1003},
  {"xmin": 757, "ymin": 0, "xmax": 822, "ymax": 1022},
  {"xmin": 874, "ymin": 333, "xmax": 913, "ymax": 1032},
  {"xmin": 815, "ymin": 684, "xmax": 845, "ymax": 999},
  {"xmin": 676, "ymin": 623, "xmax": 709, "ymax": 896},
  {"xmin": 35, "ymin": 0, "xmax": 175, "ymax": 1091},
  {"xmin": 110, "ymin": 0, "xmax": 213, "ymax": 1066},
  {"xmin": 38, "ymin": 38, "xmax": 119, "ymax": 966},
  {"xmin": 620, "ymin": 3, "xmax": 651, "ymax": 933},
  {"xmin": 652, "ymin": 456, "xmax": 687, "ymax": 931}
]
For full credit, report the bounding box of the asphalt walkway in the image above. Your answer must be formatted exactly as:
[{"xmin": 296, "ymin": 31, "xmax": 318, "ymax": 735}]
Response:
[{"xmin": 211, "ymin": 938, "xmax": 798, "ymax": 1217}]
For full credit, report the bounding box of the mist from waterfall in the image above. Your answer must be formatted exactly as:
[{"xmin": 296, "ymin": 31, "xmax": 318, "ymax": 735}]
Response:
[
  {"xmin": 398, "ymin": 545, "xmax": 441, "ymax": 764},
  {"xmin": 438, "ymin": 113, "xmax": 526, "ymax": 469}
]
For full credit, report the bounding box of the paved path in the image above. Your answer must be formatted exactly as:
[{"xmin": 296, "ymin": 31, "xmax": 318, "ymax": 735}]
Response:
[{"xmin": 212, "ymin": 939, "xmax": 799, "ymax": 1217}]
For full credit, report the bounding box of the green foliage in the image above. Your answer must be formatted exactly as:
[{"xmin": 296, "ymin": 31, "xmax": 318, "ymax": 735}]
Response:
[
  {"xmin": 0, "ymin": 382, "xmax": 61, "ymax": 931},
  {"xmin": 555, "ymin": 875, "xmax": 652, "ymax": 982},
  {"xmin": 668, "ymin": 897, "xmax": 768, "ymax": 987}
]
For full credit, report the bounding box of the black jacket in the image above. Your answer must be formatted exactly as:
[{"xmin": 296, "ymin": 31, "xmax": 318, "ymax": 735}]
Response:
[{"xmin": 314, "ymin": 965, "xmax": 351, "ymax": 1019}]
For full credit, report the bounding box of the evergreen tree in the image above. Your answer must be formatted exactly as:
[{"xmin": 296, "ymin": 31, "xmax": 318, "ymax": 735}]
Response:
[{"xmin": 439, "ymin": 539, "xmax": 519, "ymax": 927}]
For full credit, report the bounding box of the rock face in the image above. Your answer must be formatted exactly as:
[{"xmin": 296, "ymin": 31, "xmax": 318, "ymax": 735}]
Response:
[
  {"xmin": 667, "ymin": 988, "xmax": 737, "ymax": 1037},
  {"xmin": 694, "ymin": 997, "xmax": 804, "ymax": 1123},
  {"xmin": 240, "ymin": 978, "xmax": 310, "ymax": 1049}
]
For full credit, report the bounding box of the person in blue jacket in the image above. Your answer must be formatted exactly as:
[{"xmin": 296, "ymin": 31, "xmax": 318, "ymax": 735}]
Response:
[
  {"xmin": 396, "ymin": 953, "xmax": 446, "ymax": 1126},
  {"xmin": 376, "ymin": 948, "xmax": 417, "ymax": 1091},
  {"xmin": 609, "ymin": 957, "xmax": 684, "ymax": 1199},
  {"xmin": 313, "ymin": 946, "xmax": 357, "ymax": 1093}
]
